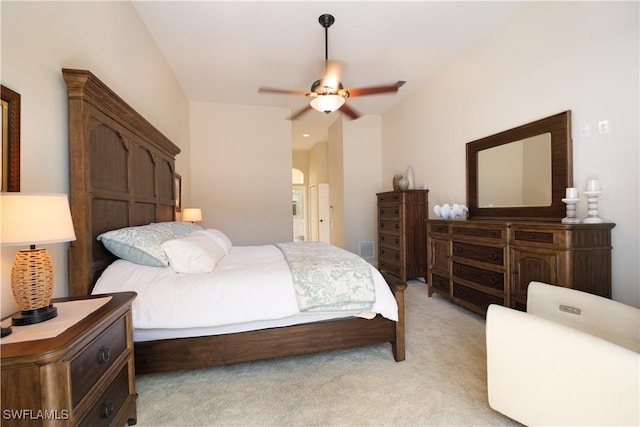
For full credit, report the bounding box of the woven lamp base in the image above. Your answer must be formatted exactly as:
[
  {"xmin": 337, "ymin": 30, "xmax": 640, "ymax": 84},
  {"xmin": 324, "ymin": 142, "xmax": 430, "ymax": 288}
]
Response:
[{"xmin": 11, "ymin": 248, "xmax": 58, "ymax": 326}]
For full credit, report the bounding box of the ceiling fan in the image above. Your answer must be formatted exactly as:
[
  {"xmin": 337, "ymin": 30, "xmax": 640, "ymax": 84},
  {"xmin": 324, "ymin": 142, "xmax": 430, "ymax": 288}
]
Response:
[{"xmin": 258, "ymin": 13, "xmax": 405, "ymax": 120}]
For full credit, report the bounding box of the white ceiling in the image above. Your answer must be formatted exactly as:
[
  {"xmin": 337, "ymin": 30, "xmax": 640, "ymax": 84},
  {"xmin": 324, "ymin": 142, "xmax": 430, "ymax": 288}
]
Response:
[{"xmin": 133, "ymin": 1, "xmax": 525, "ymax": 150}]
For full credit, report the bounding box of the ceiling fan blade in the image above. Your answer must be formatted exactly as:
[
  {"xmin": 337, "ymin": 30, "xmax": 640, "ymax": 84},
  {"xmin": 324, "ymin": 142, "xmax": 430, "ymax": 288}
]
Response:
[
  {"xmin": 319, "ymin": 59, "xmax": 344, "ymax": 90},
  {"xmin": 289, "ymin": 104, "xmax": 313, "ymax": 120},
  {"xmin": 258, "ymin": 87, "xmax": 309, "ymax": 96},
  {"xmin": 339, "ymin": 103, "xmax": 360, "ymax": 120},
  {"xmin": 346, "ymin": 81, "xmax": 406, "ymax": 97}
]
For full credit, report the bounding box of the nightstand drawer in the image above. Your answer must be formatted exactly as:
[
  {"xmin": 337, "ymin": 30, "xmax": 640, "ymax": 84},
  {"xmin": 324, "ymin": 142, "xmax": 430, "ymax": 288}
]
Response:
[
  {"xmin": 71, "ymin": 316, "xmax": 127, "ymax": 407},
  {"xmin": 78, "ymin": 366, "xmax": 129, "ymax": 427}
]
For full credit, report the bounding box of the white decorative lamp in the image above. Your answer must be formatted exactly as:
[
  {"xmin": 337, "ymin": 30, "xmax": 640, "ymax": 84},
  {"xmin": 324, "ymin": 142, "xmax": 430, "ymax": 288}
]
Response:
[
  {"xmin": 182, "ymin": 208, "xmax": 202, "ymax": 223},
  {"xmin": 1, "ymin": 193, "xmax": 76, "ymax": 326}
]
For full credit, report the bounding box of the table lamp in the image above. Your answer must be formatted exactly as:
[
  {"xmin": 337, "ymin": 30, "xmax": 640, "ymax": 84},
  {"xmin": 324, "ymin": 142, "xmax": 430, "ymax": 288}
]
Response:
[
  {"xmin": 1, "ymin": 193, "xmax": 76, "ymax": 327},
  {"xmin": 182, "ymin": 208, "xmax": 202, "ymax": 223}
]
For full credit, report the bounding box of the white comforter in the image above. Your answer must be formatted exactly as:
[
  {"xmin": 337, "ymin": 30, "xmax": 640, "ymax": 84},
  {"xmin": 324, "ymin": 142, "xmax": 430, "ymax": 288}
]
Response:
[{"xmin": 93, "ymin": 245, "xmax": 398, "ymax": 330}]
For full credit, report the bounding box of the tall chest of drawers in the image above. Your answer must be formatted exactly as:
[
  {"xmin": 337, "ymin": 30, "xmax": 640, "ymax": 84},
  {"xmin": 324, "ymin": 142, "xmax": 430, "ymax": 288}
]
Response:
[
  {"xmin": 427, "ymin": 219, "xmax": 615, "ymax": 314},
  {"xmin": 377, "ymin": 190, "xmax": 429, "ymax": 282},
  {"xmin": 1, "ymin": 292, "xmax": 137, "ymax": 427}
]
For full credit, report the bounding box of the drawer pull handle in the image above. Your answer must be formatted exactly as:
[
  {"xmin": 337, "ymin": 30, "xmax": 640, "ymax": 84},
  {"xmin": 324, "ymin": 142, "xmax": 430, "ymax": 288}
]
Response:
[
  {"xmin": 395, "ymin": 224, "xmax": 399, "ymax": 230},
  {"xmin": 102, "ymin": 401, "xmax": 114, "ymax": 419},
  {"xmin": 489, "ymin": 277, "xmax": 498, "ymax": 285},
  {"xmin": 455, "ymin": 267, "xmax": 462, "ymax": 275},
  {"xmin": 98, "ymin": 345, "xmax": 111, "ymax": 364},
  {"xmin": 395, "ymin": 237, "xmax": 400, "ymax": 244},
  {"xmin": 380, "ymin": 223, "xmax": 385, "ymax": 228},
  {"xmin": 395, "ymin": 254, "xmax": 400, "ymax": 260},
  {"xmin": 490, "ymin": 231, "xmax": 497, "ymax": 237},
  {"xmin": 394, "ymin": 209, "xmax": 399, "ymax": 215},
  {"xmin": 490, "ymin": 253, "xmax": 499, "ymax": 260},
  {"xmin": 455, "ymin": 247, "xmax": 462, "ymax": 254},
  {"xmin": 528, "ymin": 233, "xmax": 536, "ymax": 240}
]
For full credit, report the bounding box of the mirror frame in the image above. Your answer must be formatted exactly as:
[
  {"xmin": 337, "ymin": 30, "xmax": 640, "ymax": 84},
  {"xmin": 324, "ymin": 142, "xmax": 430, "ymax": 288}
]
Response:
[
  {"xmin": 1, "ymin": 85, "xmax": 21, "ymax": 192},
  {"xmin": 466, "ymin": 111, "xmax": 572, "ymax": 221}
]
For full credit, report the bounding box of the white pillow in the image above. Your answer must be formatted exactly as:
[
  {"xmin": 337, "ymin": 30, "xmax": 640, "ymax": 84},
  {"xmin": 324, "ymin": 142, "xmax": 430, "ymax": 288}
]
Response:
[
  {"xmin": 161, "ymin": 233, "xmax": 226, "ymax": 274},
  {"xmin": 195, "ymin": 229, "xmax": 233, "ymax": 254}
]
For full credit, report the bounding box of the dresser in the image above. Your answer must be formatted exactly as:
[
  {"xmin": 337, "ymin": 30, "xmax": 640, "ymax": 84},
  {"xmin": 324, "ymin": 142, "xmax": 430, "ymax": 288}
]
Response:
[
  {"xmin": 377, "ymin": 190, "xmax": 428, "ymax": 282},
  {"xmin": 1, "ymin": 292, "xmax": 137, "ymax": 427},
  {"xmin": 427, "ymin": 220, "xmax": 615, "ymax": 314}
]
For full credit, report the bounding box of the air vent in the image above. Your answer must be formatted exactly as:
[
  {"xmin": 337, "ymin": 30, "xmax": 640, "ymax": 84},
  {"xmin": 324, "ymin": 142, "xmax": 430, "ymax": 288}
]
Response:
[{"xmin": 360, "ymin": 241, "xmax": 374, "ymax": 259}]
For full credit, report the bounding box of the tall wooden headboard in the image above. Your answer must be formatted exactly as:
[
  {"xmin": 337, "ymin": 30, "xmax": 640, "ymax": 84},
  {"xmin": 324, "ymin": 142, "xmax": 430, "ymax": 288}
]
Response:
[{"xmin": 64, "ymin": 69, "xmax": 181, "ymax": 296}]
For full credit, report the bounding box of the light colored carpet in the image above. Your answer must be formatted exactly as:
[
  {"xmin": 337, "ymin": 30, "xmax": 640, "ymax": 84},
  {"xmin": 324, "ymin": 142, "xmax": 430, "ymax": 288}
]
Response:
[{"xmin": 134, "ymin": 282, "xmax": 519, "ymax": 426}]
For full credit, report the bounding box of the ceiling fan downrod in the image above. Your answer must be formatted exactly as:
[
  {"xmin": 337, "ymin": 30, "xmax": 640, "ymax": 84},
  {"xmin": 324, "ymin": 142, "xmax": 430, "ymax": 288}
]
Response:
[{"xmin": 318, "ymin": 14, "xmax": 335, "ymax": 61}]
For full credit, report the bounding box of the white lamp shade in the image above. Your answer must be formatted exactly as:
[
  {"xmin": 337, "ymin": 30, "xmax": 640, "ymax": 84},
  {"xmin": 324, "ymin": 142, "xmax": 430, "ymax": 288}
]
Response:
[
  {"xmin": 310, "ymin": 94, "xmax": 345, "ymax": 113},
  {"xmin": 1, "ymin": 193, "xmax": 76, "ymax": 246},
  {"xmin": 182, "ymin": 208, "xmax": 202, "ymax": 222}
]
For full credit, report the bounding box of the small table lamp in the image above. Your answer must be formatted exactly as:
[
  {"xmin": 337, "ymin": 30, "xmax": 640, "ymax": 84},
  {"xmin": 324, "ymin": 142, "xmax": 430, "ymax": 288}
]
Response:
[
  {"xmin": 1, "ymin": 193, "xmax": 76, "ymax": 327},
  {"xmin": 182, "ymin": 208, "xmax": 202, "ymax": 223}
]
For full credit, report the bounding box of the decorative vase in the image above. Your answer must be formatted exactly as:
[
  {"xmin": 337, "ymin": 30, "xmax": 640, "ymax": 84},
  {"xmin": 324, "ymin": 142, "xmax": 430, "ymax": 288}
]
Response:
[
  {"xmin": 406, "ymin": 167, "xmax": 415, "ymax": 190},
  {"xmin": 393, "ymin": 174, "xmax": 403, "ymax": 191},
  {"xmin": 398, "ymin": 178, "xmax": 410, "ymax": 191}
]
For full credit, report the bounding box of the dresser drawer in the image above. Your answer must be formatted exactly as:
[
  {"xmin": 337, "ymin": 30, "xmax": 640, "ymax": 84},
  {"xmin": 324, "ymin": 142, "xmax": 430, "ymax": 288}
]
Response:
[
  {"xmin": 71, "ymin": 316, "xmax": 127, "ymax": 407},
  {"xmin": 378, "ymin": 261, "xmax": 401, "ymax": 278},
  {"xmin": 379, "ymin": 219, "xmax": 401, "ymax": 234},
  {"xmin": 378, "ymin": 204, "xmax": 401, "ymax": 218},
  {"xmin": 513, "ymin": 230, "xmax": 555, "ymax": 246},
  {"xmin": 452, "ymin": 282, "xmax": 503, "ymax": 312},
  {"xmin": 452, "ymin": 262, "xmax": 504, "ymax": 291},
  {"xmin": 379, "ymin": 246, "xmax": 402, "ymax": 265},
  {"xmin": 78, "ymin": 366, "xmax": 129, "ymax": 427},
  {"xmin": 429, "ymin": 223, "xmax": 449, "ymax": 235},
  {"xmin": 430, "ymin": 273, "xmax": 450, "ymax": 293},
  {"xmin": 452, "ymin": 226, "xmax": 505, "ymax": 240},
  {"xmin": 452, "ymin": 242, "xmax": 504, "ymax": 265},
  {"xmin": 379, "ymin": 232, "xmax": 401, "ymax": 249},
  {"xmin": 377, "ymin": 192, "xmax": 402, "ymax": 204}
]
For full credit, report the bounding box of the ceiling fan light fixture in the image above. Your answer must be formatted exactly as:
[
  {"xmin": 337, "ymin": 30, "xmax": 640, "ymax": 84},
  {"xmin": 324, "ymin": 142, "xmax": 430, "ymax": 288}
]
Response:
[{"xmin": 310, "ymin": 94, "xmax": 345, "ymax": 114}]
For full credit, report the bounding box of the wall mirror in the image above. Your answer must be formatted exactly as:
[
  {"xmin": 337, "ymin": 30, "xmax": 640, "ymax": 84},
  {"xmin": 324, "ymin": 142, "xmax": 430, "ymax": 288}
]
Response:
[
  {"xmin": 466, "ymin": 111, "xmax": 572, "ymax": 221},
  {"xmin": 2, "ymin": 85, "xmax": 21, "ymax": 192}
]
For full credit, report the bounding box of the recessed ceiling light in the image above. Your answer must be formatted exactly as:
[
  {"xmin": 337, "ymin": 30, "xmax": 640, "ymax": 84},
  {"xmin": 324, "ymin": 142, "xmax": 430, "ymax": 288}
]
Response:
[{"xmin": 303, "ymin": 133, "xmax": 310, "ymax": 137}]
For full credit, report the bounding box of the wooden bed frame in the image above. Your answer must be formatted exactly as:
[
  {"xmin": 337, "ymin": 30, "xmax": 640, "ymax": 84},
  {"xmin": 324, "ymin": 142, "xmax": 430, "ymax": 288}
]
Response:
[{"xmin": 64, "ymin": 68, "xmax": 406, "ymax": 374}]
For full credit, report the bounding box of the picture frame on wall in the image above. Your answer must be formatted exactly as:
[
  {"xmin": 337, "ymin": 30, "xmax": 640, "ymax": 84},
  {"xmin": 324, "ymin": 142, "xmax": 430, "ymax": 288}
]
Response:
[
  {"xmin": 1, "ymin": 85, "xmax": 21, "ymax": 192},
  {"xmin": 174, "ymin": 173, "xmax": 182, "ymax": 212}
]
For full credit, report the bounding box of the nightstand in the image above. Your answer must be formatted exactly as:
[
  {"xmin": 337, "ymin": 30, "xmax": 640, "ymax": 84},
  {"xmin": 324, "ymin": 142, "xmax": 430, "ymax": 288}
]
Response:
[{"xmin": 1, "ymin": 292, "xmax": 137, "ymax": 426}]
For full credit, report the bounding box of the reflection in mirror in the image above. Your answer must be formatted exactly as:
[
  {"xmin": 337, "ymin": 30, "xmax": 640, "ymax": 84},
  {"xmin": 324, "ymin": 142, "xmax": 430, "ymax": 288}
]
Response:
[{"xmin": 478, "ymin": 133, "xmax": 551, "ymax": 207}]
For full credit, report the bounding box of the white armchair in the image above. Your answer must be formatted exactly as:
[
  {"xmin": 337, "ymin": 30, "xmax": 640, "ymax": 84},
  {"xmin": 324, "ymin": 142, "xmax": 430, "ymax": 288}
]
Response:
[{"xmin": 486, "ymin": 281, "xmax": 639, "ymax": 426}]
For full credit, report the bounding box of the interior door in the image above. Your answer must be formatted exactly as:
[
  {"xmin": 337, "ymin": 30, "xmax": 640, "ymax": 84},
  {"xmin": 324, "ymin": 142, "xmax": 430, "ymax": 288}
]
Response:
[
  {"xmin": 317, "ymin": 183, "xmax": 330, "ymax": 243},
  {"xmin": 309, "ymin": 184, "xmax": 318, "ymax": 241},
  {"xmin": 309, "ymin": 183, "xmax": 330, "ymax": 243}
]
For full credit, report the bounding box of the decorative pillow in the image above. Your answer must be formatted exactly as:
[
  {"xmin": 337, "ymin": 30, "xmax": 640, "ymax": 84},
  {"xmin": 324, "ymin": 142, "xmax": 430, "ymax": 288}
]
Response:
[
  {"xmin": 97, "ymin": 223, "xmax": 176, "ymax": 267},
  {"xmin": 195, "ymin": 229, "xmax": 233, "ymax": 254},
  {"xmin": 154, "ymin": 221, "xmax": 203, "ymax": 237},
  {"xmin": 161, "ymin": 233, "xmax": 226, "ymax": 274}
]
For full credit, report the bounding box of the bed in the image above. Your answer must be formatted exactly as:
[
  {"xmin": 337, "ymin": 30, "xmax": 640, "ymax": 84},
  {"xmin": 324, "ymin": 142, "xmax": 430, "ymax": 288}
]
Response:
[{"xmin": 63, "ymin": 68, "xmax": 406, "ymax": 374}]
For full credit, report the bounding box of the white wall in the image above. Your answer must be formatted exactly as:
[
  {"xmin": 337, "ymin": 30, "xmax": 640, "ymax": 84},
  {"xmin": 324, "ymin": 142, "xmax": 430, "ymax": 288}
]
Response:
[
  {"xmin": 342, "ymin": 115, "xmax": 383, "ymax": 260},
  {"xmin": 1, "ymin": 1, "xmax": 190, "ymax": 316},
  {"xmin": 189, "ymin": 101, "xmax": 292, "ymax": 245},
  {"xmin": 382, "ymin": 2, "xmax": 639, "ymax": 306}
]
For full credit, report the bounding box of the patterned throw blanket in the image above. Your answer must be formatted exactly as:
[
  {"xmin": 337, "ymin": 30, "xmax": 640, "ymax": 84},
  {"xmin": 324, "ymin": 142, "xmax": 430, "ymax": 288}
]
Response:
[{"xmin": 276, "ymin": 241, "xmax": 376, "ymax": 313}]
